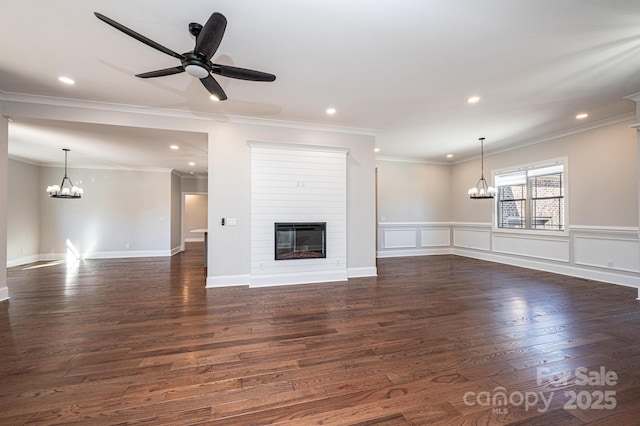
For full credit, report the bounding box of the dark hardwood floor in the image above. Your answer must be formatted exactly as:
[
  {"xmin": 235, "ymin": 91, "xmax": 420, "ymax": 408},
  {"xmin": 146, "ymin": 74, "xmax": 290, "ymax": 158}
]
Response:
[{"xmin": 1, "ymin": 244, "xmax": 640, "ymax": 425}]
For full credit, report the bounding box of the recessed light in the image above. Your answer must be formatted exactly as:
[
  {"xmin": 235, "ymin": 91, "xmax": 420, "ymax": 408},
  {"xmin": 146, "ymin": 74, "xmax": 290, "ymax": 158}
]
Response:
[
  {"xmin": 326, "ymin": 107, "xmax": 336, "ymax": 115},
  {"xmin": 467, "ymin": 96, "xmax": 480, "ymax": 104},
  {"xmin": 446, "ymin": 154, "xmax": 454, "ymax": 158},
  {"xmin": 58, "ymin": 76, "xmax": 76, "ymax": 85},
  {"xmin": 190, "ymin": 171, "xmax": 195, "ymax": 175},
  {"xmin": 188, "ymin": 162, "xmax": 196, "ymax": 166},
  {"xmin": 210, "ymin": 95, "xmax": 220, "ymax": 102},
  {"xmin": 170, "ymin": 145, "xmax": 179, "ymax": 150},
  {"xmin": 576, "ymin": 113, "xmax": 588, "ymax": 119},
  {"xmin": 374, "ymin": 148, "xmax": 381, "ymax": 153}
]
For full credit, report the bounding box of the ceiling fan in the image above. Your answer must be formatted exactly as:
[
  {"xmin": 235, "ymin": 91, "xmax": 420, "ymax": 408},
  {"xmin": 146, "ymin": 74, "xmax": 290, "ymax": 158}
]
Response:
[{"xmin": 94, "ymin": 11, "xmax": 276, "ymax": 101}]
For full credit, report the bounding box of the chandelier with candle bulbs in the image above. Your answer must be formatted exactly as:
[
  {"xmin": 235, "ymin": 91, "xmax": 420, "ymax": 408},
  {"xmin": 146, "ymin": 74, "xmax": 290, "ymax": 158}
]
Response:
[
  {"xmin": 46, "ymin": 148, "xmax": 84, "ymax": 199},
  {"xmin": 468, "ymin": 137, "xmax": 497, "ymax": 199}
]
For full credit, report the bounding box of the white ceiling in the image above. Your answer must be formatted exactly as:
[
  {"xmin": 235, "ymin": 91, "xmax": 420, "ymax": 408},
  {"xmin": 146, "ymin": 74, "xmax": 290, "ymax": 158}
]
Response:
[{"xmin": 2, "ymin": 0, "xmax": 640, "ymax": 173}]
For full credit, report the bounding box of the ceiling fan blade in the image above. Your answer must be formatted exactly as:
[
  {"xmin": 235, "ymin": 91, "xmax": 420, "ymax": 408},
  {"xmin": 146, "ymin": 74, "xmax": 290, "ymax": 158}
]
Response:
[
  {"xmin": 211, "ymin": 64, "xmax": 276, "ymax": 82},
  {"xmin": 194, "ymin": 12, "xmax": 227, "ymax": 61},
  {"xmin": 200, "ymin": 75, "xmax": 228, "ymax": 101},
  {"xmin": 94, "ymin": 12, "xmax": 184, "ymax": 60},
  {"xmin": 136, "ymin": 66, "xmax": 185, "ymax": 78}
]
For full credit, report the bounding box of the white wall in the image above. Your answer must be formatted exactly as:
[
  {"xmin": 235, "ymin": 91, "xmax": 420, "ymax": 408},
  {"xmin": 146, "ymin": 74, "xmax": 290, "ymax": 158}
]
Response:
[{"xmin": 7, "ymin": 160, "xmax": 40, "ymax": 264}]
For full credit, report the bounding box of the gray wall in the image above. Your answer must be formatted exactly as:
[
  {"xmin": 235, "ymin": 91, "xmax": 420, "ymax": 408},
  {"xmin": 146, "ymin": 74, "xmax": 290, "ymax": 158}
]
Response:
[
  {"xmin": 184, "ymin": 194, "xmax": 207, "ymax": 241},
  {"xmin": 450, "ymin": 119, "xmax": 638, "ymax": 226},
  {"xmin": 171, "ymin": 172, "xmax": 181, "ymax": 252},
  {"xmin": 37, "ymin": 167, "xmax": 172, "ymax": 257},
  {"xmin": 181, "ymin": 176, "xmax": 208, "ymax": 193},
  {"xmin": 7, "ymin": 160, "xmax": 40, "ymax": 261},
  {"xmin": 0, "ymin": 114, "xmax": 7, "ymax": 300},
  {"xmin": 376, "ymin": 160, "xmax": 450, "ymax": 223}
]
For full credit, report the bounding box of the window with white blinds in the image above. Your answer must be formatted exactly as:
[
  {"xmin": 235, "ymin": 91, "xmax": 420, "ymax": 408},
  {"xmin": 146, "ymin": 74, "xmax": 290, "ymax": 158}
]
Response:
[{"xmin": 495, "ymin": 160, "xmax": 565, "ymax": 231}]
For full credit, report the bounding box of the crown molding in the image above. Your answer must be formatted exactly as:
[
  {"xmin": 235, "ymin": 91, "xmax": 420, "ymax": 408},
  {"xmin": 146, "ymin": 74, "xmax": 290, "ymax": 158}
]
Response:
[
  {"xmin": 452, "ymin": 112, "xmax": 636, "ymax": 165},
  {"xmin": 375, "ymin": 155, "xmax": 450, "ymax": 165},
  {"xmin": 230, "ymin": 115, "xmax": 379, "ymax": 136},
  {"xmin": 0, "ymin": 90, "xmax": 224, "ymax": 122},
  {"xmin": 0, "ymin": 90, "xmax": 380, "ymax": 136}
]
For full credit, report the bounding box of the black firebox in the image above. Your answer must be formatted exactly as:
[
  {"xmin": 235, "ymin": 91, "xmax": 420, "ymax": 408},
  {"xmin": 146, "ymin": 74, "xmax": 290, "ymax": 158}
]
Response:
[{"xmin": 274, "ymin": 222, "xmax": 326, "ymax": 260}]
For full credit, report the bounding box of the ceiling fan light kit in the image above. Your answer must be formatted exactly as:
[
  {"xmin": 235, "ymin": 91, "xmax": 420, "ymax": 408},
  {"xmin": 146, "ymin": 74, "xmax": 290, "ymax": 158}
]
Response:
[{"xmin": 94, "ymin": 11, "xmax": 276, "ymax": 101}]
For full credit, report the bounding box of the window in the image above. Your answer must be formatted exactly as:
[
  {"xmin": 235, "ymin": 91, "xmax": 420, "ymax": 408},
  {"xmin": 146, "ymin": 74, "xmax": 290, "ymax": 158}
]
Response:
[{"xmin": 495, "ymin": 161, "xmax": 565, "ymax": 231}]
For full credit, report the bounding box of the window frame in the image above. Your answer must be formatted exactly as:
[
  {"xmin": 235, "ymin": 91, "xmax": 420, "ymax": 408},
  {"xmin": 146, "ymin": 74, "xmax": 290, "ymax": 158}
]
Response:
[{"xmin": 492, "ymin": 157, "xmax": 569, "ymax": 236}]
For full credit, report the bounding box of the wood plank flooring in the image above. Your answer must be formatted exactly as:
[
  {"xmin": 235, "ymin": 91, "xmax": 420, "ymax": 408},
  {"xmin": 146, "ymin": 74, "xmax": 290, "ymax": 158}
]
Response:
[{"xmin": 1, "ymin": 244, "xmax": 640, "ymax": 425}]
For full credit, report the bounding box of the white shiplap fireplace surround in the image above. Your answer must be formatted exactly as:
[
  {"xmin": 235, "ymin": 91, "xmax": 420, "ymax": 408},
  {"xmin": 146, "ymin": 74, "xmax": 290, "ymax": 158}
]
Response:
[{"xmin": 248, "ymin": 141, "xmax": 349, "ymax": 287}]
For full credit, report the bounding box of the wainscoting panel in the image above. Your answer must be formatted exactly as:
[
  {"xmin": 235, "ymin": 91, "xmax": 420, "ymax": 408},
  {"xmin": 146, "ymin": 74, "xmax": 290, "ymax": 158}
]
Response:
[
  {"xmin": 379, "ymin": 222, "xmax": 638, "ymax": 289},
  {"xmin": 493, "ymin": 233, "xmax": 569, "ymax": 262},
  {"xmin": 574, "ymin": 235, "xmax": 640, "ymax": 273},
  {"xmin": 383, "ymin": 229, "xmax": 417, "ymax": 249},
  {"xmin": 420, "ymin": 228, "xmax": 450, "ymax": 247},
  {"xmin": 453, "ymin": 227, "xmax": 491, "ymax": 251},
  {"xmin": 377, "ymin": 223, "xmax": 452, "ymax": 257}
]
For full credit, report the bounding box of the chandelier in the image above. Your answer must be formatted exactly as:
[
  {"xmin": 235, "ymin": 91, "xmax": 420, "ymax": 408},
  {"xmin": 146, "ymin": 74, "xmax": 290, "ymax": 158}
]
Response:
[
  {"xmin": 468, "ymin": 137, "xmax": 497, "ymax": 199},
  {"xmin": 46, "ymin": 149, "xmax": 84, "ymax": 199}
]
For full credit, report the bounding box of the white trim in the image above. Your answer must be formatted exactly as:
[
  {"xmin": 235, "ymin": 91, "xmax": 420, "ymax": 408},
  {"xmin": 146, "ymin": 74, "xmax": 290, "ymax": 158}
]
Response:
[
  {"xmin": 450, "ymin": 222, "xmax": 492, "ymax": 228},
  {"xmin": 379, "ymin": 221, "xmax": 449, "ymax": 226},
  {"xmin": 0, "ymin": 91, "xmax": 379, "ymax": 136},
  {"xmin": 377, "ymin": 248, "xmax": 451, "ymax": 258},
  {"xmin": 570, "ymin": 225, "xmax": 639, "ymax": 235},
  {"xmin": 170, "ymin": 246, "xmax": 183, "ymax": 256},
  {"xmin": 247, "ymin": 140, "xmax": 351, "ymax": 154},
  {"xmin": 85, "ymin": 250, "xmax": 172, "ymax": 259},
  {"xmin": 452, "ymin": 248, "xmax": 639, "ymax": 289},
  {"xmin": 347, "ymin": 267, "xmax": 378, "ymax": 278},
  {"xmin": 375, "ymin": 156, "xmax": 449, "ymax": 165},
  {"xmin": 7, "ymin": 249, "xmax": 175, "ymax": 267},
  {"xmin": 7, "ymin": 254, "xmax": 42, "ymax": 268},
  {"xmin": 206, "ymin": 274, "xmax": 250, "ymax": 288},
  {"xmin": 0, "ymin": 287, "xmax": 8, "ymax": 302},
  {"xmin": 0, "ymin": 90, "xmax": 222, "ymax": 121},
  {"xmin": 185, "ymin": 237, "xmax": 204, "ymax": 242},
  {"xmin": 232, "ymin": 115, "xmax": 379, "ymax": 136},
  {"xmin": 249, "ymin": 270, "xmax": 348, "ymax": 287}
]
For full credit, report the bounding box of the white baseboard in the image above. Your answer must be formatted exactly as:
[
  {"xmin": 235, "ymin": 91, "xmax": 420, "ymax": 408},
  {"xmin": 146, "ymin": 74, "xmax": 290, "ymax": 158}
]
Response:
[
  {"xmin": 185, "ymin": 238, "xmax": 204, "ymax": 242},
  {"xmin": 206, "ymin": 274, "xmax": 250, "ymax": 288},
  {"xmin": 7, "ymin": 249, "xmax": 174, "ymax": 267},
  {"xmin": 171, "ymin": 246, "xmax": 183, "ymax": 256},
  {"xmin": 0, "ymin": 286, "xmax": 8, "ymax": 302},
  {"xmin": 348, "ymin": 267, "xmax": 378, "ymax": 278},
  {"xmin": 249, "ymin": 270, "xmax": 348, "ymax": 287},
  {"xmin": 85, "ymin": 250, "xmax": 172, "ymax": 259},
  {"xmin": 452, "ymin": 248, "xmax": 640, "ymax": 289},
  {"xmin": 7, "ymin": 254, "xmax": 43, "ymax": 268},
  {"xmin": 377, "ymin": 247, "xmax": 451, "ymax": 258}
]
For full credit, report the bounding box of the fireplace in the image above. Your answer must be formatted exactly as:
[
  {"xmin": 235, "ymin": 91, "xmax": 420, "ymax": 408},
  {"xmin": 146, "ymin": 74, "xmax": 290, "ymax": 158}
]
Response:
[{"xmin": 275, "ymin": 222, "xmax": 326, "ymax": 260}]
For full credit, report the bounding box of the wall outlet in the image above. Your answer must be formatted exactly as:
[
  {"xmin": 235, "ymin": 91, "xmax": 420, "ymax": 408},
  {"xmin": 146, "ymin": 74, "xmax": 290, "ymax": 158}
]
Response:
[
  {"xmin": 607, "ymin": 260, "xmax": 614, "ymax": 268},
  {"xmin": 158, "ymin": 216, "xmax": 165, "ymax": 222},
  {"xmin": 125, "ymin": 243, "xmax": 130, "ymax": 249}
]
